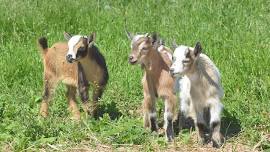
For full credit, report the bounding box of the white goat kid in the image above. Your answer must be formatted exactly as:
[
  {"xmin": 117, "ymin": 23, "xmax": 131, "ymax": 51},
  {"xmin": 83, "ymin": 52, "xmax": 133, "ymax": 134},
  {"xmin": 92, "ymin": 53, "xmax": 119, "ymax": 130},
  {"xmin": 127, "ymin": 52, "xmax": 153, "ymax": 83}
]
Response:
[{"xmin": 170, "ymin": 42, "xmax": 224, "ymax": 148}]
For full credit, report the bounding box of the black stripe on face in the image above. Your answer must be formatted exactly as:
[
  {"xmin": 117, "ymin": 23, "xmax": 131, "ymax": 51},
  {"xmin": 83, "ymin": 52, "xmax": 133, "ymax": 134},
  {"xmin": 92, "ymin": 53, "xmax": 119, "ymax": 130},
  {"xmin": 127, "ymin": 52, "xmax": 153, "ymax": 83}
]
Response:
[{"xmin": 76, "ymin": 47, "xmax": 88, "ymax": 58}]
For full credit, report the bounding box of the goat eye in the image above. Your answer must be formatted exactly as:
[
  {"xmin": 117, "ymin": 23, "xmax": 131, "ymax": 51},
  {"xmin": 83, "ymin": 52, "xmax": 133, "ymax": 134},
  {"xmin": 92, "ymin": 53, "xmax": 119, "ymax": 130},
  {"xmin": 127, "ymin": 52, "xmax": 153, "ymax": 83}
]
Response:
[
  {"xmin": 142, "ymin": 47, "xmax": 147, "ymax": 50},
  {"xmin": 140, "ymin": 47, "xmax": 149, "ymax": 53},
  {"xmin": 182, "ymin": 60, "xmax": 189, "ymax": 64},
  {"xmin": 78, "ymin": 47, "xmax": 85, "ymax": 52}
]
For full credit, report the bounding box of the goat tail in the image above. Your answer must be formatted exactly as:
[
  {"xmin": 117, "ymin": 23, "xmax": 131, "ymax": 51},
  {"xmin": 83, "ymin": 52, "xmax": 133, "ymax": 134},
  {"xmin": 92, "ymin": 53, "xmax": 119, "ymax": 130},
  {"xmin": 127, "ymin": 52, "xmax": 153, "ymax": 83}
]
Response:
[{"xmin": 38, "ymin": 37, "xmax": 48, "ymax": 53}]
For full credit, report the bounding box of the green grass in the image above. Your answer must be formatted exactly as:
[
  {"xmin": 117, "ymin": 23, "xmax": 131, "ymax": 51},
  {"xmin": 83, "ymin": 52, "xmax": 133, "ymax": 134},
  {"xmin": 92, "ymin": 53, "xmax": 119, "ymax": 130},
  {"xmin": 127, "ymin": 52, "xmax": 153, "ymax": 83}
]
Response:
[{"xmin": 0, "ymin": 0, "xmax": 269, "ymax": 151}]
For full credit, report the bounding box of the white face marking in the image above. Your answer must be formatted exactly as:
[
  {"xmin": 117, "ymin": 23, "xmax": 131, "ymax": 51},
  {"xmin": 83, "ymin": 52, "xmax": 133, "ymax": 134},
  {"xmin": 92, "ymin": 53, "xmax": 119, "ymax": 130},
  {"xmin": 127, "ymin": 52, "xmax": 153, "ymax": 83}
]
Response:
[
  {"xmin": 131, "ymin": 34, "xmax": 145, "ymax": 47},
  {"xmin": 67, "ymin": 35, "xmax": 82, "ymax": 59},
  {"xmin": 170, "ymin": 45, "xmax": 190, "ymax": 76}
]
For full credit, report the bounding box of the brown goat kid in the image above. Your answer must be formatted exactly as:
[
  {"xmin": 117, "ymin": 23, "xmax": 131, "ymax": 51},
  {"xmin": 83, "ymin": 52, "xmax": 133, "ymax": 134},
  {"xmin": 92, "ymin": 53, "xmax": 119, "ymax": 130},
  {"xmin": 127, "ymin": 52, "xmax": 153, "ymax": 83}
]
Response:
[
  {"xmin": 38, "ymin": 32, "xmax": 108, "ymax": 120},
  {"xmin": 127, "ymin": 32, "xmax": 177, "ymax": 142}
]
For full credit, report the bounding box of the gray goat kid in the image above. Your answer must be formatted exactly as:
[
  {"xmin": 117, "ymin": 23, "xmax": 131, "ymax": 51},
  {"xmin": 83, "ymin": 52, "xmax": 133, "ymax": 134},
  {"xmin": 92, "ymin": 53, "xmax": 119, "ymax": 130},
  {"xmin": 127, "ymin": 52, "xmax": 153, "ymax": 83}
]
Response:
[{"xmin": 170, "ymin": 42, "xmax": 224, "ymax": 147}]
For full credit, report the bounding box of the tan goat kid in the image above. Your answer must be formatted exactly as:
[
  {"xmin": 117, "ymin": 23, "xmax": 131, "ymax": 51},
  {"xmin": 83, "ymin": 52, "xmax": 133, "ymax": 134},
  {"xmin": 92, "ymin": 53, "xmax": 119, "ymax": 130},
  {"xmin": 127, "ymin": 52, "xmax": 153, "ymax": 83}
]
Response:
[
  {"xmin": 170, "ymin": 42, "xmax": 224, "ymax": 147},
  {"xmin": 38, "ymin": 32, "xmax": 108, "ymax": 120},
  {"xmin": 127, "ymin": 32, "xmax": 177, "ymax": 142}
]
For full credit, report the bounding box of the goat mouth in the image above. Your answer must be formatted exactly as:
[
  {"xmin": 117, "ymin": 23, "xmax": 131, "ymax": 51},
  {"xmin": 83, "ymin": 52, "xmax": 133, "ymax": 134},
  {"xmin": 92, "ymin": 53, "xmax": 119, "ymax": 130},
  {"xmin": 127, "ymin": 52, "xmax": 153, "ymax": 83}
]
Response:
[
  {"xmin": 170, "ymin": 72, "xmax": 180, "ymax": 77},
  {"xmin": 129, "ymin": 60, "xmax": 137, "ymax": 65},
  {"xmin": 67, "ymin": 58, "xmax": 78, "ymax": 63}
]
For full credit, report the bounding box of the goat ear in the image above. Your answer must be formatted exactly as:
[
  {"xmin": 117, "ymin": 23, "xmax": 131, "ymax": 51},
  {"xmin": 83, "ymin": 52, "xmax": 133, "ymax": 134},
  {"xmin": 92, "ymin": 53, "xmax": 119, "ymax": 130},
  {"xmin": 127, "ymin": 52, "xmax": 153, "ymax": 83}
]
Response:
[
  {"xmin": 64, "ymin": 32, "xmax": 72, "ymax": 41},
  {"xmin": 159, "ymin": 39, "xmax": 165, "ymax": 46},
  {"xmin": 144, "ymin": 33, "xmax": 149, "ymax": 37},
  {"xmin": 172, "ymin": 40, "xmax": 178, "ymax": 50},
  {"xmin": 144, "ymin": 33, "xmax": 150, "ymax": 41},
  {"xmin": 194, "ymin": 42, "xmax": 202, "ymax": 57},
  {"xmin": 87, "ymin": 32, "xmax": 96, "ymax": 46},
  {"xmin": 125, "ymin": 30, "xmax": 134, "ymax": 40},
  {"xmin": 150, "ymin": 32, "xmax": 158, "ymax": 45}
]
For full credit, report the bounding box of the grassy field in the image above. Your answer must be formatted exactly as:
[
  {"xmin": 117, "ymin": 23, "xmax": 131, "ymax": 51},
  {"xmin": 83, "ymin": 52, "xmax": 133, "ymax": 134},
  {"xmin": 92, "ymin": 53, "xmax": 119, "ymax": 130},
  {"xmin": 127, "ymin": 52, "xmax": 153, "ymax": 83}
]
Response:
[{"xmin": 0, "ymin": 0, "xmax": 269, "ymax": 151}]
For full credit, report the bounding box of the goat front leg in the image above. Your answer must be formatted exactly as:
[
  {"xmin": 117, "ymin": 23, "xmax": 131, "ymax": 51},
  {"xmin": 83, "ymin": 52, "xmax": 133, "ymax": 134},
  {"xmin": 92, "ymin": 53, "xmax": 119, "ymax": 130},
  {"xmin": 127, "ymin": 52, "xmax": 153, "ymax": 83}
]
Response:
[
  {"xmin": 178, "ymin": 75, "xmax": 193, "ymax": 130},
  {"xmin": 178, "ymin": 92, "xmax": 192, "ymax": 131},
  {"xmin": 143, "ymin": 95, "xmax": 158, "ymax": 132},
  {"xmin": 209, "ymin": 100, "xmax": 224, "ymax": 148},
  {"xmin": 66, "ymin": 85, "xmax": 80, "ymax": 120},
  {"xmin": 194, "ymin": 108, "xmax": 209, "ymax": 145},
  {"xmin": 78, "ymin": 63, "xmax": 92, "ymax": 117},
  {"xmin": 91, "ymin": 84, "xmax": 105, "ymax": 118},
  {"xmin": 163, "ymin": 95, "xmax": 176, "ymax": 142}
]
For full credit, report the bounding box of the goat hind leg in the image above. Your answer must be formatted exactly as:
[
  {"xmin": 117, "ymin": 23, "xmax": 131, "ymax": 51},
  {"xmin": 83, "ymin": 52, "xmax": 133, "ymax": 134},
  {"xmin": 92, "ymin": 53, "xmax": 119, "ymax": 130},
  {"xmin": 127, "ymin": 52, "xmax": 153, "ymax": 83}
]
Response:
[
  {"xmin": 195, "ymin": 110, "xmax": 209, "ymax": 144},
  {"xmin": 40, "ymin": 77, "xmax": 57, "ymax": 117},
  {"xmin": 210, "ymin": 101, "xmax": 224, "ymax": 148}
]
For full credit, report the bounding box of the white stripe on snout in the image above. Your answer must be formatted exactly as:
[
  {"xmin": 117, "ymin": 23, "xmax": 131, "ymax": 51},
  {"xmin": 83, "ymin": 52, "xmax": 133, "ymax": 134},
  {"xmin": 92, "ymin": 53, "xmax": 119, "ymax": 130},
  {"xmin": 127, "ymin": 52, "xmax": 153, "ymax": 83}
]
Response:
[
  {"xmin": 132, "ymin": 35, "xmax": 145, "ymax": 44},
  {"xmin": 67, "ymin": 35, "xmax": 83, "ymax": 59}
]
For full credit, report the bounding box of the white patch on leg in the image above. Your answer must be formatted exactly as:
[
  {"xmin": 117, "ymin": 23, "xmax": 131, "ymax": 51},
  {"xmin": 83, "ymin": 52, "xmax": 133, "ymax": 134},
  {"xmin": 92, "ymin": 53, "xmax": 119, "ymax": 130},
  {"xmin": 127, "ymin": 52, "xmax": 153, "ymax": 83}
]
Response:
[
  {"xmin": 149, "ymin": 112, "xmax": 157, "ymax": 118},
  {"xmin": 163, "ymin": 101, "xmax": 173, "ymax": 129},
  {"xmin": 209, "ymin": 99, "xmax": 223, "ymax": 124},
  {"xmin": 143, "ymin": 112, "xmax": 150, "ymax": 127}
]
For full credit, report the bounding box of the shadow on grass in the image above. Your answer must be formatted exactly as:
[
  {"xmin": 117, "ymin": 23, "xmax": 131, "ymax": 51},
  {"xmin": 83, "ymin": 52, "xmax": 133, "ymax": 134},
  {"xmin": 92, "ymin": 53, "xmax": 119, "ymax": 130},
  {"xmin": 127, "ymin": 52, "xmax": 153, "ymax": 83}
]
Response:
[
  {"xmin": 95, "ymin": 101, "xmax": 122, "ymax": 120},
  {"xmin": 171, "ymin": 108, "xmax": 241, "ymax": 139},
  {"xmin": 221, "ymin": 109, "xmax": 241, "ymax": 140}
]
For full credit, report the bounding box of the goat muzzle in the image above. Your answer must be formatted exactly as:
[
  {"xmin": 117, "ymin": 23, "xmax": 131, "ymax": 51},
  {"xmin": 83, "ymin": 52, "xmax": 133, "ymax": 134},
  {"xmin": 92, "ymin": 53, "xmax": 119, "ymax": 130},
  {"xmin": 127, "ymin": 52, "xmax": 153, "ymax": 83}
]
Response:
[
  {"xmin": 169, "ymin": 68, "xmax": 175, "ymax": 76},
  {"xmin": 66, "ymin": 54, "xmax": 75, "ymax": 63},
  {"xmin": 128, "ymin": 55, "xmax": 137, "ymax": 64}
]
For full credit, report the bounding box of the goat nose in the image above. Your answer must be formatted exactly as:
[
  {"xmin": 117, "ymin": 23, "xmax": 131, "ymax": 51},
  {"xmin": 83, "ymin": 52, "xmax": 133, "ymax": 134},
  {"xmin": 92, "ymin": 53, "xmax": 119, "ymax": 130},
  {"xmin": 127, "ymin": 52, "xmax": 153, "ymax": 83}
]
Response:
[
  {"xmin": 169, "ymin": 68, "xmax": 174, "ymax": 74},
  {"xmin": 128, "ymin": 55, "xmax": 134, "ymax": 61},
  {"xmin": 66, "ymin": 54, "xmax": 73, "ymax": 63}
]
